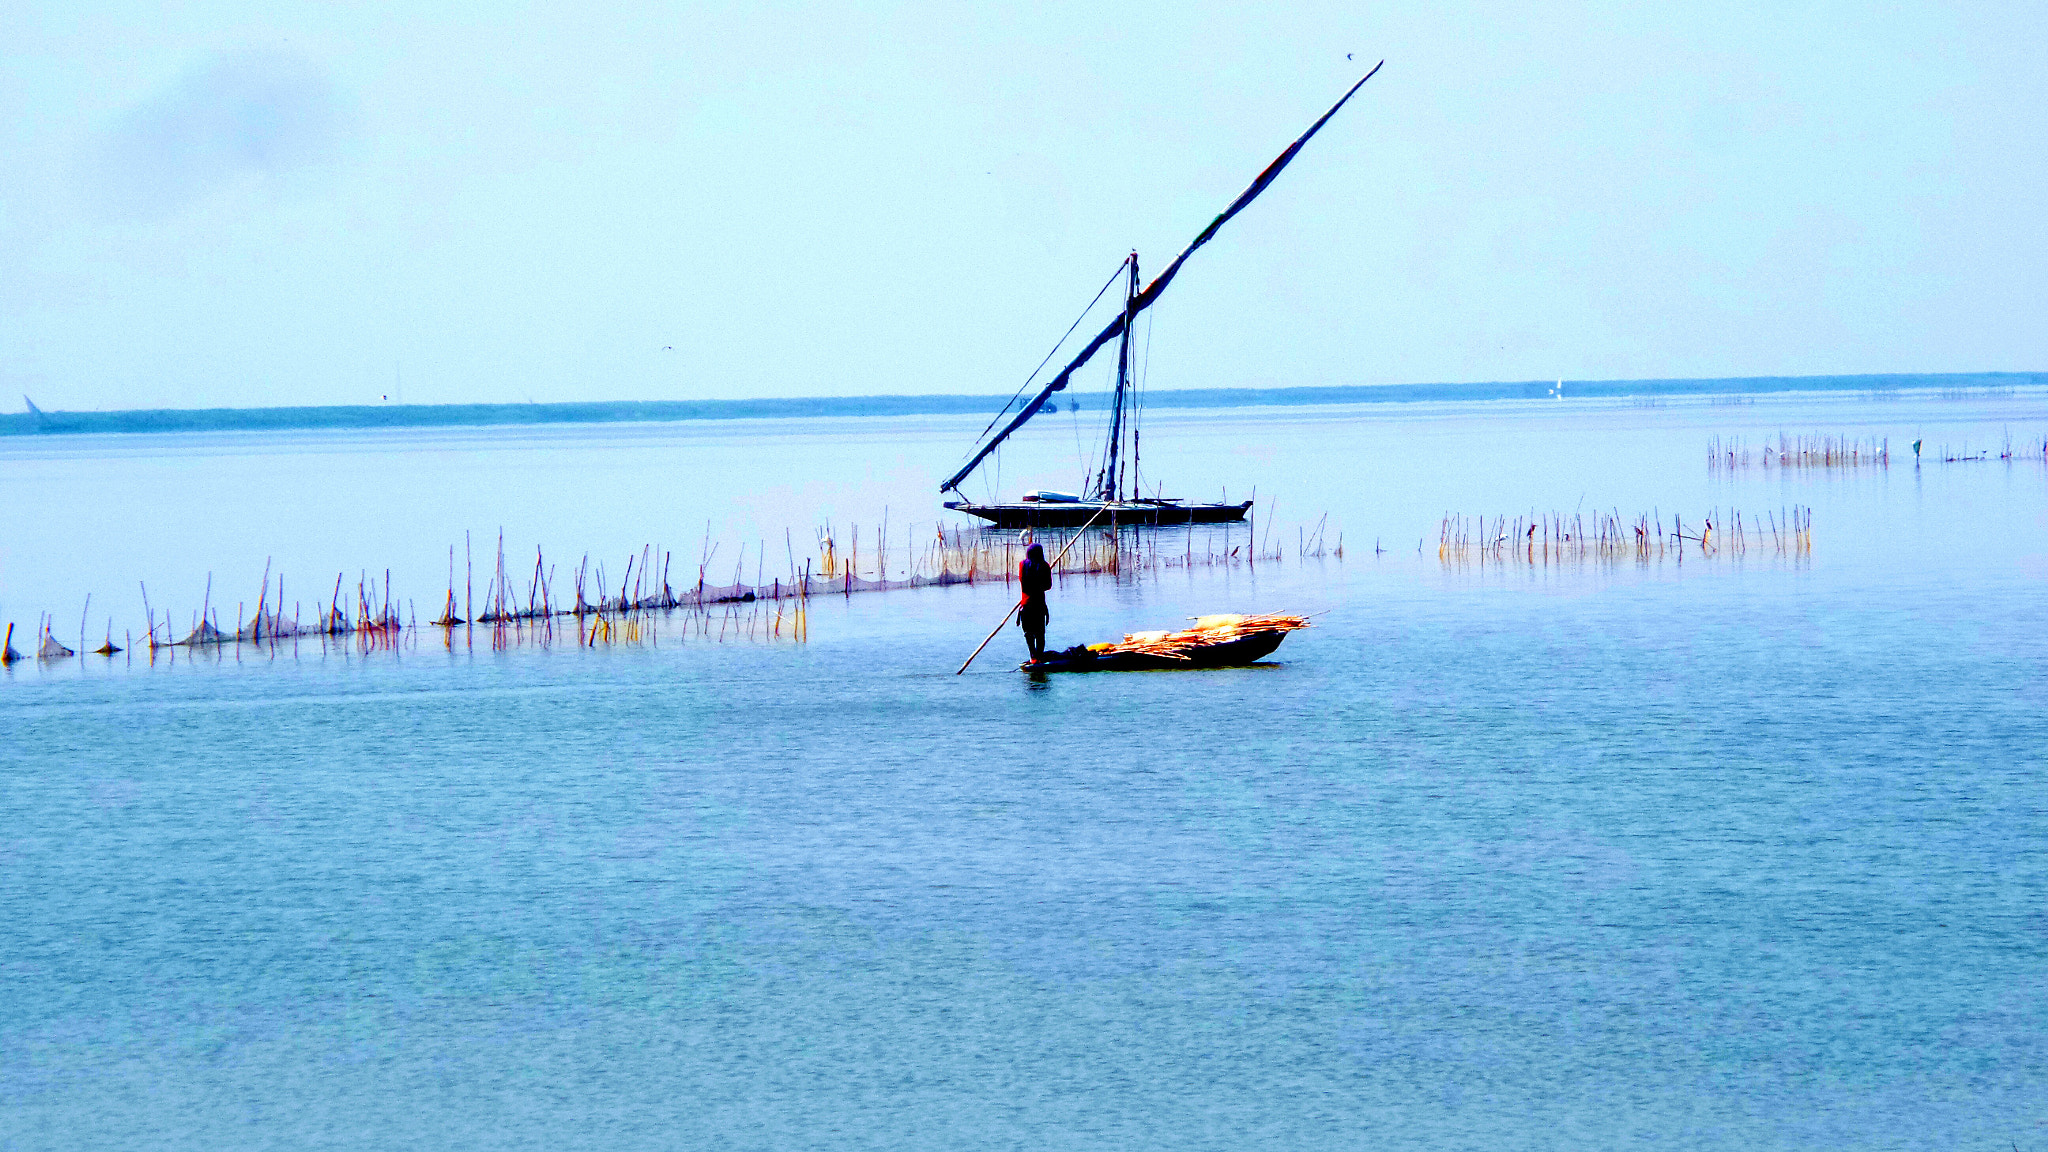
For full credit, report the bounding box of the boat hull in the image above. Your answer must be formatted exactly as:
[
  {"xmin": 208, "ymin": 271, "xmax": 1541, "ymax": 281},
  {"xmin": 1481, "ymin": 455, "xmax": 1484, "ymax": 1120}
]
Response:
[
  {"xmin": 946, "ymin": 499, "xmax": 1251, "ymax": 529},
  {"xmin": 1023, "ymin": 629, "xmax": 1287, "ymax": 673}
]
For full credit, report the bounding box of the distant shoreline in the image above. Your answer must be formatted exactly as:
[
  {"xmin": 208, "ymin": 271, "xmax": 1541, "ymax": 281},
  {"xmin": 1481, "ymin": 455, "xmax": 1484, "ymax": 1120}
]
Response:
[{"xmin": 6, "ymin": 371, "xmax": 2041, "ymax": 438}]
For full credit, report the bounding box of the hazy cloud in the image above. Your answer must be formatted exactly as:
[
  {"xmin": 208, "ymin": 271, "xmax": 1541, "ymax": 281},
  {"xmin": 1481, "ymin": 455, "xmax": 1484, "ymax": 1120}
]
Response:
[{"xmin": 80, "ymin": 50, "xmax": 348, "ymax": 220}]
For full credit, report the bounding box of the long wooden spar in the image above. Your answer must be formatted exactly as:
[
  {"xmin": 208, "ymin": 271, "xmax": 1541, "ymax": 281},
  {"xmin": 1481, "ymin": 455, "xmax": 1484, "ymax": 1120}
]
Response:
[{"xmin": 939, "ymin": 62, "xmax": 1383, "ymax": 496}]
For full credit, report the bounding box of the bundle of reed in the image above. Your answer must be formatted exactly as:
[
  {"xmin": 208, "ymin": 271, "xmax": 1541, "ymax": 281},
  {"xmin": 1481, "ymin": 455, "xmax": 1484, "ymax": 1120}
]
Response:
[{"xmin": 1094, "ymin": 613, "xmax": 1313, "ymax": 662}]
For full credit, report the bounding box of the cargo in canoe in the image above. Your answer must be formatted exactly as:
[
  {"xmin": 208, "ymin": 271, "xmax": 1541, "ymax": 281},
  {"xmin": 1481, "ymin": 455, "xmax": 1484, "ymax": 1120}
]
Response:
[{"xmin": 1021, "ymin": 613, "xmax": 1309, "ymax": 673}]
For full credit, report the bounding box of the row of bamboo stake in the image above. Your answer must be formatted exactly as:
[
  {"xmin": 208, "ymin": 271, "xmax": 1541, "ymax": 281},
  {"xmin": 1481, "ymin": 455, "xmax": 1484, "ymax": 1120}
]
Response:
[
  {"xmin": 1709, "ymin": 430, "xmax": 2048, "ymax": 470},
  {"xmin": 1, "ymin": 514, "xmax": 1340, "ymax": 666},
  {"xmin": 1437, "ymin": 507, "xmax": 1812, "ymax": 565}
]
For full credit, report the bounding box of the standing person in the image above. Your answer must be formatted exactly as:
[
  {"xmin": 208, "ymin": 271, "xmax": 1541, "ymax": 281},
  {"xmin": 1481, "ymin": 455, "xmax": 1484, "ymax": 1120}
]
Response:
[{"xmin": 1018, "ymin": 542, "xmax": 1052, "ymax": 662}]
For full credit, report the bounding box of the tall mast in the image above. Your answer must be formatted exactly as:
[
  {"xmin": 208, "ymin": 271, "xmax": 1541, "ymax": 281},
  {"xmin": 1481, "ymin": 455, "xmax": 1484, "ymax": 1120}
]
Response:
[{"xmin": 1100, "ymin": 252, "xmax": 1139, "ymax": 500}]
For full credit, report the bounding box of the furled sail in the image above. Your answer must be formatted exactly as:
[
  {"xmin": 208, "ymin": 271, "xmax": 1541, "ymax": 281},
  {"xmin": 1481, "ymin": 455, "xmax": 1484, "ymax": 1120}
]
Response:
[{"xmin": 940, "ymin": 62, "xmax": 1383, "ymax": 495}]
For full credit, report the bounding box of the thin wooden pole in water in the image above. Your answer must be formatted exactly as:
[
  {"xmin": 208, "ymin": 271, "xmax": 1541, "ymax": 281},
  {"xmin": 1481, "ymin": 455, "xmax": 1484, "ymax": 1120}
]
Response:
[{"xmin": 956, "ymin": 504, "xmax": 1108, "ymax": 675}]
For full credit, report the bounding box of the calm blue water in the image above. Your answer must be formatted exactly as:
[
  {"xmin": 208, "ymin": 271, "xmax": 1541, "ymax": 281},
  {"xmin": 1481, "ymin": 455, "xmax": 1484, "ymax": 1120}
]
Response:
[{"xmin": 3, "ymin": 392, "xmax": 2045, "ymax": 1148}]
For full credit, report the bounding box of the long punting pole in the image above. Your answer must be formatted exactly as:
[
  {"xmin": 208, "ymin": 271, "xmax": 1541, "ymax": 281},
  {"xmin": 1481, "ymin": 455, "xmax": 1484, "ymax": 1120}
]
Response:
[
  {"xmin": 940, "ymin": 62, "xmax": 1383, "ymax": 495},
  {"xmin": 955, "ymin": 504, "xmax": 1112, "ymax": 675}
]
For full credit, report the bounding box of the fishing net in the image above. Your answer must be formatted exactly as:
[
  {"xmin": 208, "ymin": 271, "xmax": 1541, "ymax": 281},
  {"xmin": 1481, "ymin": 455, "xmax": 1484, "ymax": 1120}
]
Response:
[
  {"xmin": 675, "ymin": 570, "xmax": 997, "ymax": 605},
  {"xmin": 238, "ymin": 611, "xmax": 308, "ymax": 641},
  {"xmin": 174, "ymin": 619, "xmax": 231, "ymax": 646}
]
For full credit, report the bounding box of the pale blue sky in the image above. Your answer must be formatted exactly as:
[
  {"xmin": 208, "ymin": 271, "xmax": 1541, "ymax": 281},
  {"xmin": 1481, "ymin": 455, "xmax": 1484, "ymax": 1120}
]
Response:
[{"xmin": 2, "ymin": 1, "xmax": 2041, "ymax": 410}]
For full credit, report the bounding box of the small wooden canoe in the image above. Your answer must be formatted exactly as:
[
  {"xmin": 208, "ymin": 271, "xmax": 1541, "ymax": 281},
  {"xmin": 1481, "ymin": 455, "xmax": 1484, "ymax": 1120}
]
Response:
[{"xmin": 1021, "ymin": 613, "xmax": 1308, "ymax": 674}]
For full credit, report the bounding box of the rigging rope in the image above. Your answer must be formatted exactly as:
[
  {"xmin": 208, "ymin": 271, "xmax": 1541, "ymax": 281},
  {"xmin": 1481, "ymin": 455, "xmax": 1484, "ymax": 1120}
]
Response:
[
  {"xmin": 970, "ymin": 258, "xmax": 1131, "ymax": 448},
  {"xmin": 1080, "ymin": 346, "xmax": 1116, "ymax": 496},
  {"xmin": 1134, "ymin": 304, "xmax": 1154, "ymax": 497},
  {"xmin": 1075, "ymin": 382, "xmax": 1095, "ymax": 496}
]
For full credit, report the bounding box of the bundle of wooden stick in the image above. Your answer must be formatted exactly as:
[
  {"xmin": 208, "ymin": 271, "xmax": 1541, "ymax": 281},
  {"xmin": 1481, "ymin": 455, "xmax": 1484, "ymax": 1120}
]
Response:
[{"xmin": 1096, "ymin": 613, "xmax": 1313, "ymax": 661}]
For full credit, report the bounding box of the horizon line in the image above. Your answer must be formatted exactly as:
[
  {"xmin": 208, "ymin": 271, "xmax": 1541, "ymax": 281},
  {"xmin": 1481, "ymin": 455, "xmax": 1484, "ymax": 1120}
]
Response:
[{"xmin": 8, "ymin": 370, "xmax": 2043, "ymax": 438}]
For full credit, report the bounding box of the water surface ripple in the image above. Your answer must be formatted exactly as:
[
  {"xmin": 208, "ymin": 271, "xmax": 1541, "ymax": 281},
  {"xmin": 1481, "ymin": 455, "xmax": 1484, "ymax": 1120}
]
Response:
[{"xmin": 3, "ymin": 394, "xmax": 2045, "ymax": 1148}]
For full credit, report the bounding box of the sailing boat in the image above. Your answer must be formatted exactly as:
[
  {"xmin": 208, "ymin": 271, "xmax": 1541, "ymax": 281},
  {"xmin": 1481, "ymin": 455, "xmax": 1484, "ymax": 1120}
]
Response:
[{"xmin": 941, "ymin": 63, "xmax": 1383, "ymax": 530}]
